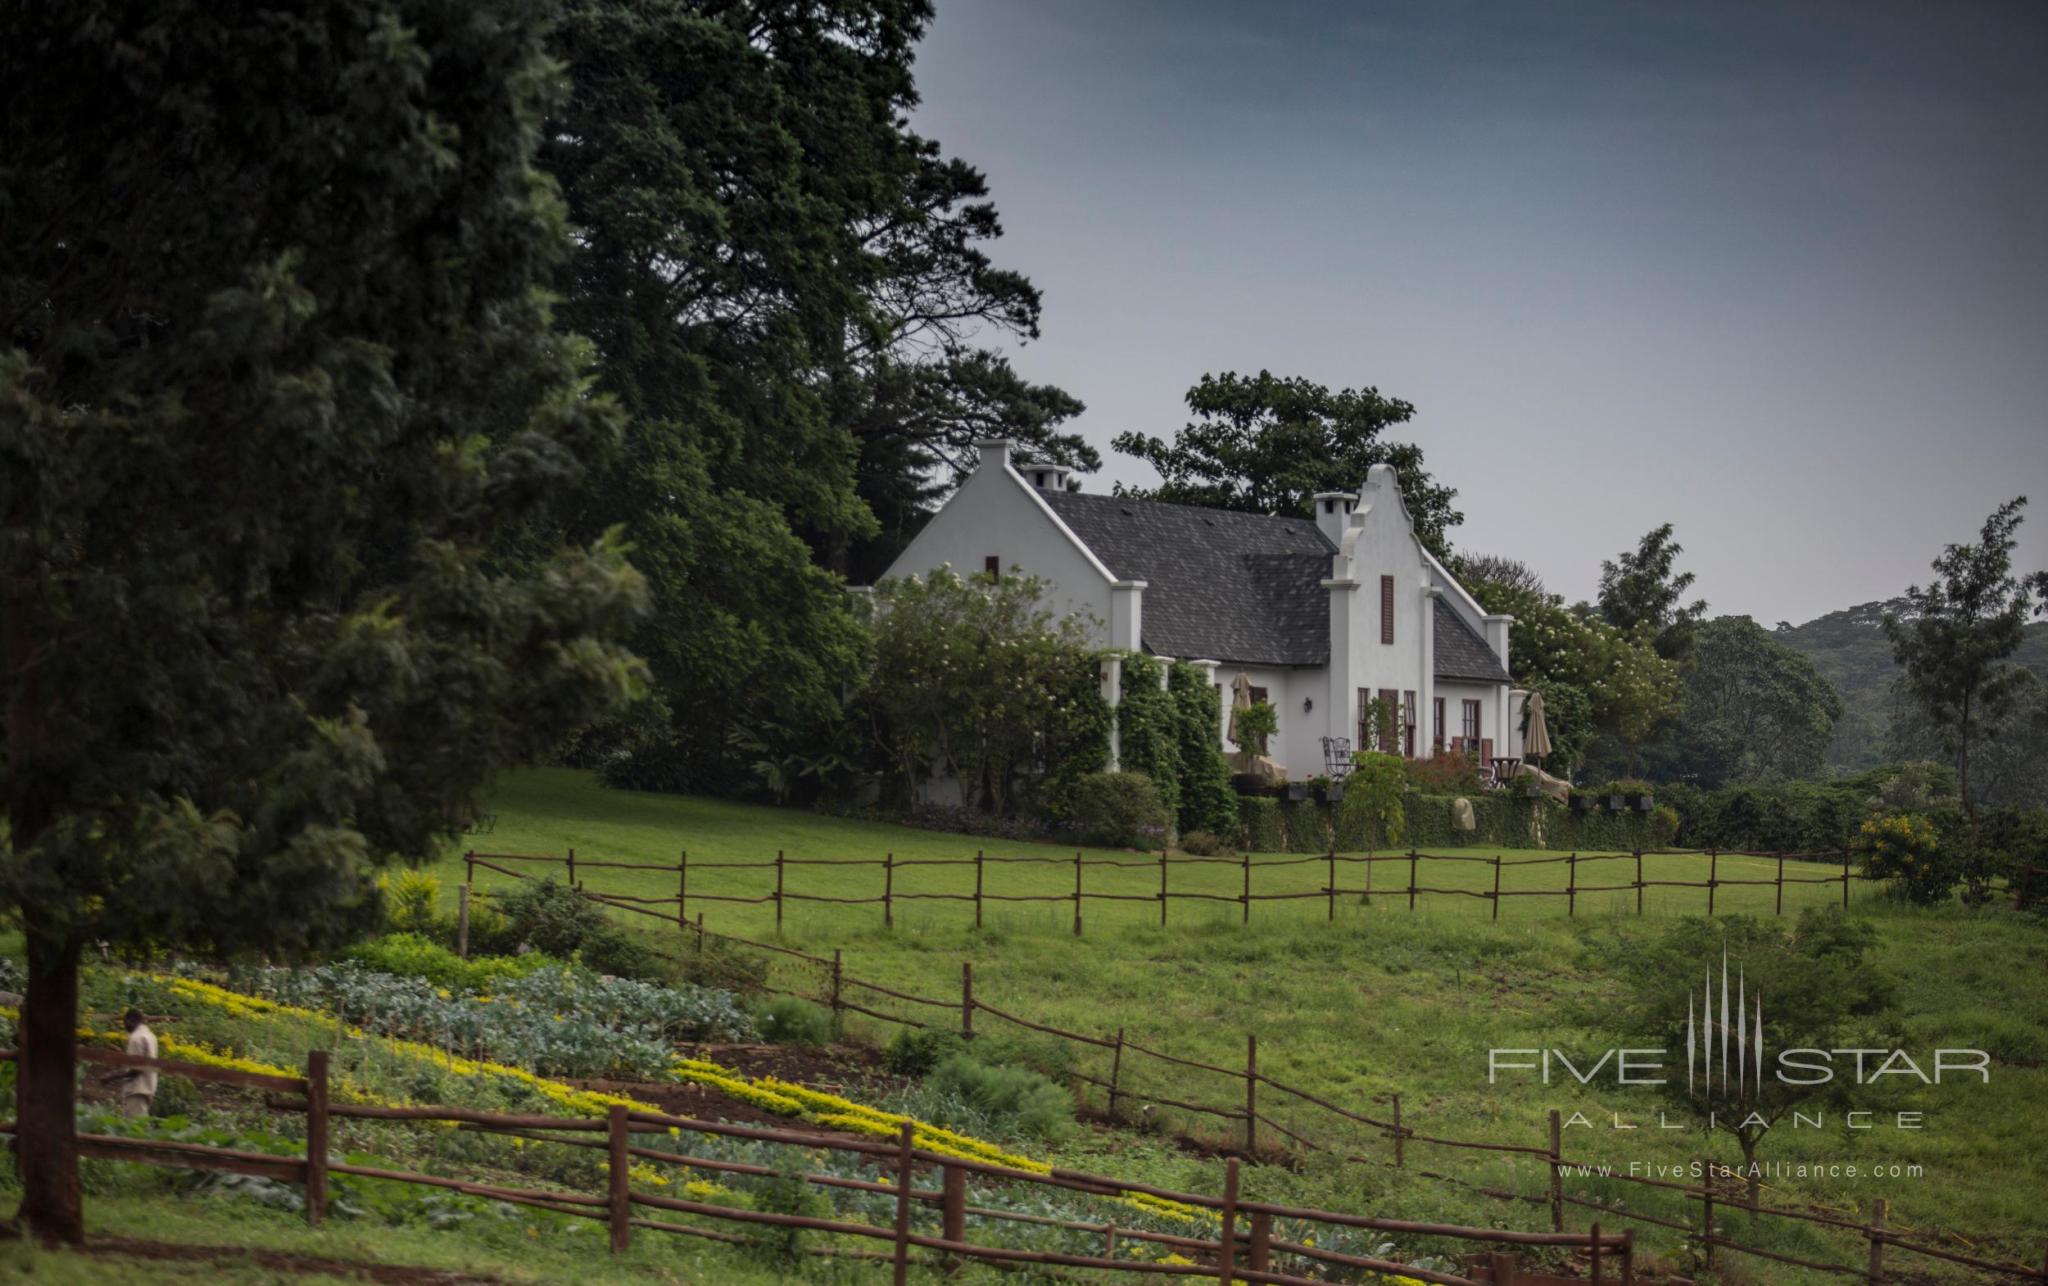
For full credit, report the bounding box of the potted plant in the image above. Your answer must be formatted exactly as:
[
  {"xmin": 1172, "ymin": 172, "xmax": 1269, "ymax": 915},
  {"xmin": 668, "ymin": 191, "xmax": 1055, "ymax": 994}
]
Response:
[
  {"xmin": 1605, "ymin": 793, "xmax": 1625, "ymax": 811},
  {"xmin": 1568, "ymin": 793, "xmax": 1590, "ymax": 813},
  {"xmin": 1285, "ymin": 777, "xmax": 1311, "ymax": 802},
  {"xmin": 1323, "ymin": 779, "xmax": 1346, "ymax": 804}
]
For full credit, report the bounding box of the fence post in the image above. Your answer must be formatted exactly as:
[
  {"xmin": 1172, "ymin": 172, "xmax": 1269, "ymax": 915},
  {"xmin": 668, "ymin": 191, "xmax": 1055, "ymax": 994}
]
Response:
[
  {"xmin": 464, "ymin": 849, "xmax": 474, "ymax": 887},
  {"xmin": 974, "ymin": 850, "xmax": 984, "ymax": 930},
  {"xmin": 1073, "ymin": 852, "xmax": 1083, "ymax": 936},
  {"xmin": 1248, "ymin": 1209, "xmax": 1273, "ymax": 1273},
  {"xmin": 1590, "ymin": 1222, "xmax": 1603, "ymax": 1285},
  {"xmin": 305, "ymin": 1050, "xmax": 329, "ymax": 1227},
  {"xmin": 455, "ymin": 884, "xmax": 470, "ymax": 962},
  {"xmin": 694, "ymin": 911, "xmax": 704, "ymax": 956},
  {"xmin": 1492, "ymin": 854, "xmax": 1502, "ymax": 921},
  {"xmin": 1391, "ymin": 1092, "xmax": 1404, "ymax": 1168},
  {"xmin": 1108, "ymin": 1027, "xmax": 1125, "ymax": 1119},
  {"xmin": 1621, "ymin": 1227, "xmax": 1636, "ymax": 1284},
  {"xmin": 1240, "ymin": 850, "xmax": 1251, "ymax": 924},
  {"xmin": 1867, "ymin": 1196, "xmax": 1887, "ymax": 1284},
  {"xmin": 1700, "ymin": 1156, "xmax": 1716, "ymax": 1270},
  {"xmin": 1567, "ymin": 851, "xmax": 1578, "ymax": 917},
  {"xmin": 1843, "ymin": 846, "xmax": 1852, "ymax": 907},
  {"xmin": 678, "ymin": 851, "xmax": 688, "ymax": 931},
  {"xmin": 960, "ymin": 962, "xmax": 974, "ymax": 1040},
  {"xmin": 942, "ymin": 1162, "xmax": 967, "ymax": 1277},
  {"xmin": 1488, "ymin": 1251, "xmax": 1518, "ymax": 1285},
  {"xmin": 884, "ymin": 852, "xmax": 894, "ymax": 930},
  {"xmin": 1634, "ymin": 849, "xmax": 1644, "ymax": 916},
  {"xmin": 1407, "ymin": 850, "xmax": 1419, "ymax": 911},
  {"xmin": 608, "ymin": 1104, "xmax": 631, "ymax": 1254},
  {"xmin": 893, "ymin": 1121, "xmax": 915, "ymax": 1286},
  {"xmin": 1244, "ymin": 1033, "xmax": 1258, "ymax": 1155},
  {"xmin": 1160, "ymin": 848, "xmax": 1168, "ymax": 927},
  {"xmin": 1707, "ymin": 850, "xmax": 1718, "ymax": 916},
  {"xmin": 1217, "ymin": 1157, "xmax": 1240, "ymax": 1284},
  {"xmin": 1776, "ymin": 853, "xmax": 1785, "ymax": 916},
  {"xmin": 566, "ymin": 846, "xmax": 576, "ymax": 887},
  {"xmin": 774, "ymin": 849, "xmax": 785, "ymax": 931},
  {"xmin": 1547, "ymin": 1108, "xmax": 1563, "ymax": 1232},
  {"xmin": 1327, "ymin": 845, "xmax": 1336, "ymax": 921}
]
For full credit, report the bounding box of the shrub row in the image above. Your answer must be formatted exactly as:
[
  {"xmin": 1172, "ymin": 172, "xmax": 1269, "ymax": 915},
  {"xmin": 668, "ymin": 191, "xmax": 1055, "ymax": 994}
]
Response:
[{"xmin": 1239, "ymin": 792, "xmax": 1674, "ymax": 852}]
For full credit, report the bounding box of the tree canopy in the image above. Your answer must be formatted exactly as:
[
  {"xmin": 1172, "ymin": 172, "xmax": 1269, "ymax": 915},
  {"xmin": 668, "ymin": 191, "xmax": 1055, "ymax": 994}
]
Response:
[
  {"xmin": 1111, "ymin": 370, "xmax": 1462, "ymax": 559},
  {"xmin": 1, "ymin": 0, "xmax": 644, "ymax": 1241},
  {"xmin": 535, "ymin": 0, "xmax": 1084, "ymax": 793},
  {"xmin": 1656, "ymin": 617, "xmax": 1843, "ymax": 788},
  {"xmin": 1597, "ymin": 523, "xmax": 1708, "ymax": 660},
  {"xmin": 1883, "ymin": 498, "xmax": 2048, "ymax": 819}
]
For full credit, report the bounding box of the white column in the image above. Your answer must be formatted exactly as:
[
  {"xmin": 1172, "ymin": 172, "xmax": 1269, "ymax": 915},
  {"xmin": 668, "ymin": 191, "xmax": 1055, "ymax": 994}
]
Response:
[
  {"xmin": 1100, "ymin": 653, "xmax": 1124, "ymax": 772},
  {"xmin": 1323, "ymin": 576, "xmax": 1358, "ymax": 754},
  {"xmin": 1419, "ymin": 584, "xmax": 1439, "ymax": 758}
]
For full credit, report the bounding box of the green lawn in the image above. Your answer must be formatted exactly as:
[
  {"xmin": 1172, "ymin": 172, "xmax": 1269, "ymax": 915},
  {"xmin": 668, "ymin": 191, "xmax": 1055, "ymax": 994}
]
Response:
[{"xmin": 422, "ymin": 769, "xmax": 2048, "ymax": 1279}]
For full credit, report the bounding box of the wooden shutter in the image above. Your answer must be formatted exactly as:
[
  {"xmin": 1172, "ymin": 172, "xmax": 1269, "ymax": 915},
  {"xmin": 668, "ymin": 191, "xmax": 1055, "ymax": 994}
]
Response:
[{"xmin": 1380, "ymin": 575, "xmax": 1395, "ymax": 644}]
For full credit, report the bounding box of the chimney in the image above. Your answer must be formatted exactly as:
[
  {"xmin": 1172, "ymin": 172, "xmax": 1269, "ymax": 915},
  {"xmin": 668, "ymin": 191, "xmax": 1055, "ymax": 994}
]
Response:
[
  {"xmin": 976, "ymin": 438, "xmax": 1013, "ymax": 472},
  {"xmin": 1021, "ymin": 460, "xmax": 1071, "ymax": 492},
  {"xmin": 1311, "ymin": 491, "xmax": 1355, "ymax": 548}
]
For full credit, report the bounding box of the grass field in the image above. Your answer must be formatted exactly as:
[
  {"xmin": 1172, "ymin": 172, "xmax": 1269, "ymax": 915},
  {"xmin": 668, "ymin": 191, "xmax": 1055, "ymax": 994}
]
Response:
[{"xmin": 415, "ymin": 769, "xmax": 2048, "ymax": 1279}]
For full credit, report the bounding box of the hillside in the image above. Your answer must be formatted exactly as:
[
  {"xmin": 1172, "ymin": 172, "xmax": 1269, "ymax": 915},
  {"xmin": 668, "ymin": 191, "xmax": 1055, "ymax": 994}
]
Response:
[{"xmin": 1773, "ymin": 600, "xmax": 2048, "ymax": 772}]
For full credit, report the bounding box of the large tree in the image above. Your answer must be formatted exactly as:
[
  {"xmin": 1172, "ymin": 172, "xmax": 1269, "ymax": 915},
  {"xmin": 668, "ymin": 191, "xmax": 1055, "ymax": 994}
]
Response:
[
  {"xmin": 1597, "ymin": 523, "xmax": 1708, "ymax": 661},
  {"xmin": 1111, "ymin": 370, "xmax": 1462, "ymax": 559},
  {"xmin": 1883, "ymin": 498, "xmax": 2048, "ymax": 821},
  {"xmin": 0, "ymin": 1, "xmax": 643, "ymax": 1242},
  {"xmin": 1662, "ymin": 617, "xmax": 1843, "ymax": 787},
  {"xmin": 538, "ymin": 0, "xmax": 1084, "ymax": 791}
]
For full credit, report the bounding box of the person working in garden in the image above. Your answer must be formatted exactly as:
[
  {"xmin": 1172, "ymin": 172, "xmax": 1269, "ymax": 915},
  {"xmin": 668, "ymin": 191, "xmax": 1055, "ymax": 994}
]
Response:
[{"xmin": 109, "ymin": 1008, "xmax": 159, "ymax": 1118}]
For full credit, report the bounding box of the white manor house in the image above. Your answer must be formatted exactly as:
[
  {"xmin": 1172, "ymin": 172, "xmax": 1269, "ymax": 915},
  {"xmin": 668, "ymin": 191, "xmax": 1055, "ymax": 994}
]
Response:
[{"xmin": 878, "ymin": 439, "xmax": 1529, "ymax": 783}]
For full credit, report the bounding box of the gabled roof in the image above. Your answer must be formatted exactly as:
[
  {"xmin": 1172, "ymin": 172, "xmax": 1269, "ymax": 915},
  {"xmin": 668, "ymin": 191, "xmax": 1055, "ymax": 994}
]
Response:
[
  {"xmin": 1433, "ymin": 597, "xmax": 1511, "ymax": 683},
  {"xmin": 1042, "ymin": 491, "xmax": 1333, "ymax": 666}
]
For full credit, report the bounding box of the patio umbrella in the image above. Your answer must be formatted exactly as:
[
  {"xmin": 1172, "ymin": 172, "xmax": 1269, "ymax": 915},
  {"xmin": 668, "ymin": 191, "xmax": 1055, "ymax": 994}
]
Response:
[
  {"xmin": 1523, "ymin": 690, "xmax": 1553, "ymax": 765},
  {"xmin": 1227, "ymin": 671, "xmax": 1254, "ymax": 747}
]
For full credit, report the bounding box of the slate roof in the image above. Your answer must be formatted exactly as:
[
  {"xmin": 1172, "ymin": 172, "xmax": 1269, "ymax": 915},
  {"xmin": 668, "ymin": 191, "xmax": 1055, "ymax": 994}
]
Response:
[
  {"xmin": 1042, "ymin": 492, "xmax": 1334, "ymax": 666},
  {"xmin": 1433, "ymin": 597, "xmax": 1512, "ymax": 684},
  {"xmin": 1039, "ymin": 489, "xmax": 1511, "ymax": 683}
]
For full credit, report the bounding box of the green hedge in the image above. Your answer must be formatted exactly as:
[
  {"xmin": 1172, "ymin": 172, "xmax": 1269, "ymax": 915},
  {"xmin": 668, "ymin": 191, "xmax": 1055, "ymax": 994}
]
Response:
[
  {"xmin": 1239, "ymin": 796, "xmax": 1286, "ymax": 851},
  {"xmin": 1241, "ymin": 791, "xmax": 1673, "ymax": 852}
]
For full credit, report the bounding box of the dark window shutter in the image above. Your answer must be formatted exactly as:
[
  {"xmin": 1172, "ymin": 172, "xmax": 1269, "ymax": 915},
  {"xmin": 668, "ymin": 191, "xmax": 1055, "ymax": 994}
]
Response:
[
  {"xmin": 1380, "ymin": 575, "xmax": 1395, "ymax": 644},
  {"xmin": 984, "ymin": 555, "xmax": 1000, "ymax": 577},
  {"xmin": 1433, "ymin": 698, "xmax": 1446, "ymax": 751}
]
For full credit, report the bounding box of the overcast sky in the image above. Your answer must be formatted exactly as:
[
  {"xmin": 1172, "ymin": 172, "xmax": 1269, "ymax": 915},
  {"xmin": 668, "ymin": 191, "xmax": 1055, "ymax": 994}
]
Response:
[{"xmin": 908, "ymin": 0, "xmax": 2048, "ymax": 626}]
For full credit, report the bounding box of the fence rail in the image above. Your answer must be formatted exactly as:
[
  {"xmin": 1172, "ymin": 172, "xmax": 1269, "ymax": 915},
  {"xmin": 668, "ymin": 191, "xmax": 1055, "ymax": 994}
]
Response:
[
  {"xmin": 457, "ymin": 851, "xmax": 2044, "ymax": 1282},
  {"xmin": 3, "ymin": 1044, "xmax": 1638, "ymax": 1286},
  {"xmin": 466, "ymin": 845, "xmax": 1867, "ymax": 939}
]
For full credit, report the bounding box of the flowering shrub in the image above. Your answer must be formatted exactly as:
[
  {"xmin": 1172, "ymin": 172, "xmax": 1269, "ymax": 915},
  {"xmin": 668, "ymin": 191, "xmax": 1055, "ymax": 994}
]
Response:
[{"xmin": 1859, "ymin": 812, "xmax": 1951, "ymax": 905}]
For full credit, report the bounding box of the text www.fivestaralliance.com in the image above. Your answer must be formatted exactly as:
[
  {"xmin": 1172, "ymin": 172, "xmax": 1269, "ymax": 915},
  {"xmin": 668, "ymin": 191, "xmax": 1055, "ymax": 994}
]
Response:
[{"xmin": 1565, "ymin": 1162, "xmax": 1926, "ymax": 1181}]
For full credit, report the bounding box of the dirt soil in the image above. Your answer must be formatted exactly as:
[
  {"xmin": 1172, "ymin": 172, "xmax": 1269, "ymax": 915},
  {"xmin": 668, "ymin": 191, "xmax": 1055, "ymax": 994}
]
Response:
[{"xmin": 79, "ymin": 1236, "xmax": 499, "ymax": 1283}]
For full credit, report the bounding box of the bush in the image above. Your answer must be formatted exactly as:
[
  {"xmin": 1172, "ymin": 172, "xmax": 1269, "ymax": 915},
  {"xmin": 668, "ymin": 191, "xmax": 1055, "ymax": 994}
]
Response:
[
  {"xmin": 1404, "ymin": 756, "xmax": 1481, "ymax": 795},
  {"xmin": 1169, "ymin": 661, "xmax": 1239, "ymax": 837},
  {"xmin": 379, "ymin": 870, "xmax": 442, "ymax": 936},
  {"xmin": 1066, "ymin": 772, "xmax": 1170, "ymax": 849},
  {"xmin": 885, "ymin": 1028, "xmax": 967, "ymax": 1077},
  {"xmin": 1859, "ymin": 813, "xmax": 1950, "ymax": 904},
  {"xmin": 345, "ymin": 933, "xmax": 563, "ymax": 992},
  {"xmin": 674, "ymin": 935, "xmax": 771, "ymax": 994},
  {"xmin": 481, "ymin": 878, "xmax": 664, "ymax": 981},
  {"xmin": 1238, "ymin": 796, "xmax": 1285, "ymax": 852},
  {"xmin": 1178, "ymin": 829, "xmax": 1234, "ymax": 857},
  {"xmin": 925, "ymin": 1054, "xmax": 1073, "ymax": 1142},
  {"xmin": 753, "ymin": 997, "xmax": 833, "ymax": 1045}
]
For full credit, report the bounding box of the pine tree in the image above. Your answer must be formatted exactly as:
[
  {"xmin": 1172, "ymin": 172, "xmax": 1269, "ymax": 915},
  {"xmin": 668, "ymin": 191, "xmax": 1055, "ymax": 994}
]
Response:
[{"xmin": 0, "ymin": 1, "xmax": 643, "ymax": 1241}]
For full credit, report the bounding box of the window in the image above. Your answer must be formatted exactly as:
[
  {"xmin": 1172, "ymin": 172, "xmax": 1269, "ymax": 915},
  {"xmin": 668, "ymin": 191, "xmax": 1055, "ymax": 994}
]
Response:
[
  {"xmin": 1433, "ymin": 697, "xmax": 1446, "ymax": 751},
  {"xmin": 1377, "ymin": 688, "xmax": 1399, "ymax": 752},
  {"xmin": 1462, "ymin": 699, "xmax": 1482, "ymax": 744},
  {"xmin": 984, "ymin": 555, "xmax": 1000, "ymax": 577},
  {"xmin": 1403, "ymin": 690, "xmax": 1416, "ymax": 758},
  {"xmin": 1380, "ymin": 575, "xmax": 1395, "ymax": 644}
]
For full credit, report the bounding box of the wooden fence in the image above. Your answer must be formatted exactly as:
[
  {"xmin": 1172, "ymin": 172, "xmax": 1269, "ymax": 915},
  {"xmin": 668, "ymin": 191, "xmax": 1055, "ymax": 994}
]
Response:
[
  {"xmin": 465, "ymin": 845, "xmax": 1866, "ymax": 939},
  {"xmin": 1, "ymin": 1044, "xmax": 1634, "ymax": 1285},
  {"xmin": 458, "ymin": 857, "xmax": 2045, "ymax": 1283}
]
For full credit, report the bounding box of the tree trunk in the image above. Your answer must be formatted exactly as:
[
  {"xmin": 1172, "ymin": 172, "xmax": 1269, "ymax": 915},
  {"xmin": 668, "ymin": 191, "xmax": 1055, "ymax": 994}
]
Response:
[{"xmin": 13, "ymin": 930, "xmax": 84, "ymax": 1245}]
